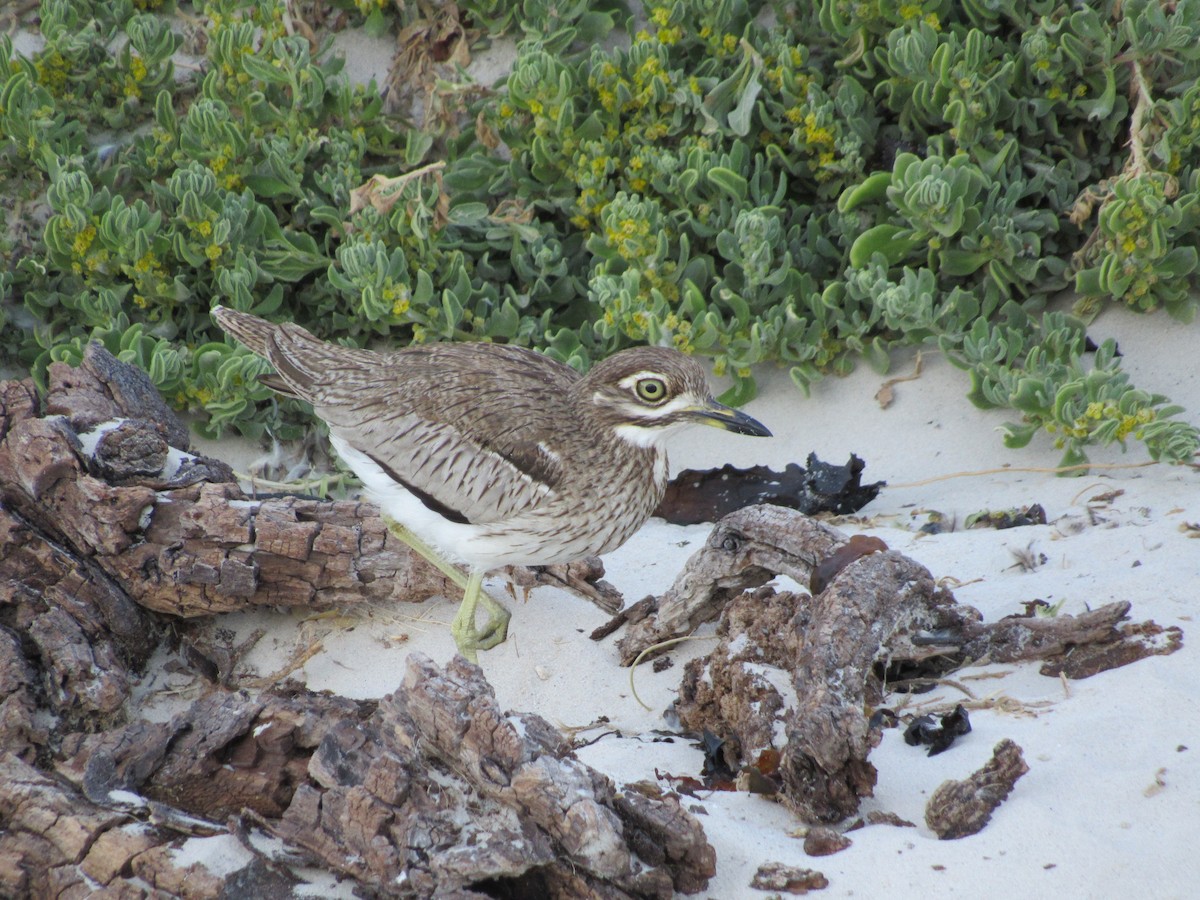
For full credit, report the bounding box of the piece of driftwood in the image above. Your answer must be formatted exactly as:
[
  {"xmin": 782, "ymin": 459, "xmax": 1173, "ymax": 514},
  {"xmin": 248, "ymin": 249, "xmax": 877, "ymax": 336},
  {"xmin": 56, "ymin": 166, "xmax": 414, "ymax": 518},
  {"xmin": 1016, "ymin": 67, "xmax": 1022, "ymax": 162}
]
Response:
[
  {"xmin": 632, "ymin": 505, "xmax": 1180, "ymax": 823},
  {"xmin": 0, "ymin": 751, "xmax": 302, "ymax": 899},
  {"xmin": 750, "ymin": 861, "xmax": 829, "ymax": 893},
  {"xmin": 615, "ymin": 506, "xmax": 848, "ymax": 665},
  {"xmin": 0, "ymin": 347, "xmax": 456, "ymax": 621},
  {"xmin": 925, "ymin": 739, "xmax": 1029, "ymax": 839},
  {"xmin": 506, "ymin": 556, "xmax": 624, "ymax": 614},
  {"xmin": 1, "ymin": 343, "xmax": 621, "ymax": 624},
  {"xmin": 1, "ymin": 654, "xmax": 714, "ymax": 898},
  {"xmin": 1037, "ymin": 619, "xmax": 1184, "ymax": 678}
]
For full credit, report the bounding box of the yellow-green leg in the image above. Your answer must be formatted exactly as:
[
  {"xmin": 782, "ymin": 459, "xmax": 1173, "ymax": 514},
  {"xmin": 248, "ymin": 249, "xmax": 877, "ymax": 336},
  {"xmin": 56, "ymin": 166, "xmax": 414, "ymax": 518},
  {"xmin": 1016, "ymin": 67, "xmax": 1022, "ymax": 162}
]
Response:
[
  {"xmin": 383, "ymin": 516, "xmax": 511, "ymax": 661},
  {"xmin": 449, "ymin": 569, "xmax": 512, "ymax": 661}
]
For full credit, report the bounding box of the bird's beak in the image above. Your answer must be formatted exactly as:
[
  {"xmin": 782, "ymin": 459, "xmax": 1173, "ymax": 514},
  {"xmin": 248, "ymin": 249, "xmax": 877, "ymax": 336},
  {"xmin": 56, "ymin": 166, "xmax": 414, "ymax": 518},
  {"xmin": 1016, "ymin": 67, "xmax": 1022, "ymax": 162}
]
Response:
[{"xmin": 685, "ymin": 398, "xmax": 772, "ymax": 437}]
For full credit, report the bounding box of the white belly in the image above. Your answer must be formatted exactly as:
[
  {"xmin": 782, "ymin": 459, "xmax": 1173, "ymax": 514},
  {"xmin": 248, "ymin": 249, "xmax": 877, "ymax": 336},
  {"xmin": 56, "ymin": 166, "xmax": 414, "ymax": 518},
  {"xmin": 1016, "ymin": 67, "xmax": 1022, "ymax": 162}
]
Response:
[{"xmin": 331, "ymin": 434, "xmax": 579, "ymax": 569}]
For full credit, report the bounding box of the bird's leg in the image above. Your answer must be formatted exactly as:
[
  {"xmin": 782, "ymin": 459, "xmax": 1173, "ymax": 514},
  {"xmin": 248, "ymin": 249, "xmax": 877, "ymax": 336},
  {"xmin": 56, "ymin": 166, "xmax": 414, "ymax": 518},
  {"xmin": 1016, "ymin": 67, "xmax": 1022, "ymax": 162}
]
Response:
[
  {"xmin": 382, "ymin": 516, "xmax": 511, "ymax": 660},
  {"xmin": 383, "ymin": 516, "xmax": 472, "ymax": 588},
  {"xmin": 450, "ymin": 569, "xmax": 512, "ymax": 662}
]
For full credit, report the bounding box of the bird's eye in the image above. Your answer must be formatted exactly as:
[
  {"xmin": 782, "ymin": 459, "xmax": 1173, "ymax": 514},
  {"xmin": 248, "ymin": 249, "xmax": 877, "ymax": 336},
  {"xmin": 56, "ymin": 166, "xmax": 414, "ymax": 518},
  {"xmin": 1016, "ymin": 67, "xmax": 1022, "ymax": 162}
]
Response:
[{"xmin": 635, "ymin": 377, "xmax": 667, "ymax": 404}]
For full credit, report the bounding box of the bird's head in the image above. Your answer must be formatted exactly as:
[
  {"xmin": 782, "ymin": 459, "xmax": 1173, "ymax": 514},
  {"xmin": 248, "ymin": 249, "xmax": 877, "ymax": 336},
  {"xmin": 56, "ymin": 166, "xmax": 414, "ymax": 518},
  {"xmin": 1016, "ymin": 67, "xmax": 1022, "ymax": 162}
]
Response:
[{"xmin": 576, "ymin": 347, "xmax": 771, "ymax": 448}]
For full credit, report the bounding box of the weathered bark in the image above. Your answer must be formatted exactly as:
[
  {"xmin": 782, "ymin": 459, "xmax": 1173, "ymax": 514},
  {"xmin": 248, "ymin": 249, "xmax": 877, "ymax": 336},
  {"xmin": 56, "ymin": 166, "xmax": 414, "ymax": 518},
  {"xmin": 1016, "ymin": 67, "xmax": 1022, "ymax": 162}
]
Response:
[
  {"xmin": 615, "ymin": 506, "xmax": 848, "ymax": 664},
  {"xmin": 0, "ymin": 750, "xmax": 320, "ymax": 899},
  {"xmin": 647, "ymin": 505, "xmax": 1179, "ymax": 824},
  {"xmin": 925, "ymin": 739, "xmax": 1029, "ymax": 839},
  {"xmin": 1, "ymin": 347, "xmax": 458, "ymax": 621},
  {"xmin": 2, "ymin": 654, "xmax": 714, "ymax": 898}
]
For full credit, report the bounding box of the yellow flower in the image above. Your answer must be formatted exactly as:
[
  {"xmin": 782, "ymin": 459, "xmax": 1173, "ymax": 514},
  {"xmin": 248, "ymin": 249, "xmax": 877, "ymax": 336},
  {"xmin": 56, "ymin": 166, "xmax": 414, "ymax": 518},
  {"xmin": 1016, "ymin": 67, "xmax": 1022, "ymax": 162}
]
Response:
[
  {"xmin": 133, "ymin": 250, "xmax": 158, "ymax": 274},
  {"xmin": 72, "ymin": 224, "xmax": 98, "ymax": 257}
]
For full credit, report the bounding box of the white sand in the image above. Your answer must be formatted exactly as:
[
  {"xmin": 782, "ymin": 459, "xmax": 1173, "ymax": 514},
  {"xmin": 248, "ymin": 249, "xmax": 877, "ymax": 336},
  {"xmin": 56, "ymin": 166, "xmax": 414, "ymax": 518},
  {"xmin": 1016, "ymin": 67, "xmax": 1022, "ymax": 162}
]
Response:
[{"xmin": 210, "ymin": 304, "xmax": 1200, "ymax": 897}]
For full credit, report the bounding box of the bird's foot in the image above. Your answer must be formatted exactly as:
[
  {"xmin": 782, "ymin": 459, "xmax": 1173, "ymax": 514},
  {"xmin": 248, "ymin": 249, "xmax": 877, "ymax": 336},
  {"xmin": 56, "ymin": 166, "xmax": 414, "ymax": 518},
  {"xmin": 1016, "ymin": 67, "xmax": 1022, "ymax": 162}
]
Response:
[{"xmin": 451, "ymin": 592, "xmax": 511, "ymax": 663}]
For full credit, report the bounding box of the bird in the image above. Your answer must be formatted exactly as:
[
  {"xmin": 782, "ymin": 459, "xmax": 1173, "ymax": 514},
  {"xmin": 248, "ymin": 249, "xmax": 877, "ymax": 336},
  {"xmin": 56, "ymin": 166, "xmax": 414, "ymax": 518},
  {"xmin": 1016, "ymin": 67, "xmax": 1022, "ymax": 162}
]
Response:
[{"xmin": 211, "ymin": 306, "xmax": 772, "ymax": 660}]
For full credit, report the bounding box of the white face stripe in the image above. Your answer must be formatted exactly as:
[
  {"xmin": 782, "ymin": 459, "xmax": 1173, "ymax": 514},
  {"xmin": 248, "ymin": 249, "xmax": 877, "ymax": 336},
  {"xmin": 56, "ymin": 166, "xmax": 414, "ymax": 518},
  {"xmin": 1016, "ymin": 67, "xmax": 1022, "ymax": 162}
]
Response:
[
  {"xmin": 613, "ymin": 422, "xmax": 670, "ymax": 448},
  {"xmin": 593, "ymin": 391, "xmax": 696, "ymax": 421}
]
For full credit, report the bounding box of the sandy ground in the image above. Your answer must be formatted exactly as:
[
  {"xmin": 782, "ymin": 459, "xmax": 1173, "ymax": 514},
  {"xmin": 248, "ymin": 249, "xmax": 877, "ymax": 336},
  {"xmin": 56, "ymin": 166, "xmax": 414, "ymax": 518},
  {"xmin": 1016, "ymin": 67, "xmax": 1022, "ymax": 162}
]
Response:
[{"xmin": 181, "ymin": 304, "xmax": 1200, "ymax": 898}]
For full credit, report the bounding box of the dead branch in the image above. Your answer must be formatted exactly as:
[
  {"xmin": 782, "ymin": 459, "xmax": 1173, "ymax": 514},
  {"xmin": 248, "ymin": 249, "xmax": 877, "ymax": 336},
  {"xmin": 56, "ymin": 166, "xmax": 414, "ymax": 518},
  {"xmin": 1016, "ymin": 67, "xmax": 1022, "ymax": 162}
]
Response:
[{"xmin": 632, "ymin": 505, "xmax": 1179, "ymax": 823}]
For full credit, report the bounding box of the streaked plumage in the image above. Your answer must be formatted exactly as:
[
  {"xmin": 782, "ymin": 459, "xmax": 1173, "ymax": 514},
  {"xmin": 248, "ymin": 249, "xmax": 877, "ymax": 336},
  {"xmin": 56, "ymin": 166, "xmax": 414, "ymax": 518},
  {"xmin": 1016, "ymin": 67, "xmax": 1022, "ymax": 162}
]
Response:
[{"xmin": 212, "ymin": 305, "xmax": 771, "ymax": 658}]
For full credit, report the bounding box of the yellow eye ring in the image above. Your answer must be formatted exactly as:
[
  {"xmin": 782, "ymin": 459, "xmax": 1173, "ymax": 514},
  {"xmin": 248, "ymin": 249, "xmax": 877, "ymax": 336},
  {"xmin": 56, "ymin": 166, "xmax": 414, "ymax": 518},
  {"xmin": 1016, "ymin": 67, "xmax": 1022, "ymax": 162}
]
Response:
[{"xmin": 635, "ymin": 377, "xmax": 667, "ymax": 404}]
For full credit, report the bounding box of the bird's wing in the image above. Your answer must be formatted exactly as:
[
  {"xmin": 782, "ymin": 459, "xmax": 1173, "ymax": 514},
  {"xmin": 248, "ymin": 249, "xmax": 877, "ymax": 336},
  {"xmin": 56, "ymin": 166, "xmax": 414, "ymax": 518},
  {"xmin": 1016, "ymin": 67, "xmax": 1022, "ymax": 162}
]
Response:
[{"xmin": 264, "ymin": 326, "xmax": 576, "ymax": 525}]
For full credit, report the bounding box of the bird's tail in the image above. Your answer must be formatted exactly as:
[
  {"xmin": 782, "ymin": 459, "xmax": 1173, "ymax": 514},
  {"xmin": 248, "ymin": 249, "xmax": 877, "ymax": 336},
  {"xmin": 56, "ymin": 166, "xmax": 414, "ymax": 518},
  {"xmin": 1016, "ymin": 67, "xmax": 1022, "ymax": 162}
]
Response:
[
  {"xmin": 211, "ymin": 305, "xmax": 378, "ymax": 400},
  {"xmin": 211, "ymin": 305, "xmax": 279, "ymax": 358}
]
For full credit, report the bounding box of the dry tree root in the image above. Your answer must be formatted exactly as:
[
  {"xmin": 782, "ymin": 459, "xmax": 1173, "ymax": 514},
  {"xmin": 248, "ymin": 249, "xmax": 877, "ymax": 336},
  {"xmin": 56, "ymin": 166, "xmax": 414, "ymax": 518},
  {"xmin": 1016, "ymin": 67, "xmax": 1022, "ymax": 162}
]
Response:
[{"xmin": 614, "ymin": 505, "xmax": 1180, "ymax": 825}]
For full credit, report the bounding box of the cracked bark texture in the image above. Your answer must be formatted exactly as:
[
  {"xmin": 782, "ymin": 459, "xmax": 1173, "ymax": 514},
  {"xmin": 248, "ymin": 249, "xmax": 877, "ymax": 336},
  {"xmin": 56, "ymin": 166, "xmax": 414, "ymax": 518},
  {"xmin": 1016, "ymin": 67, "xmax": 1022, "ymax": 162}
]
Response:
[
  {"xmin": 645, "ymin": 505, "xmax": 1176, "ymax": 824},
  {"xmin": 1, "ymin": 656, "xmax": 715, "ymax": 898},
  {"xmin": 925, "ymin": 739, "xmax": 1029, "ymax": 839},
  {"xmin": 1, "ymin": 344, "xmax": 457, "ymax": 624}
]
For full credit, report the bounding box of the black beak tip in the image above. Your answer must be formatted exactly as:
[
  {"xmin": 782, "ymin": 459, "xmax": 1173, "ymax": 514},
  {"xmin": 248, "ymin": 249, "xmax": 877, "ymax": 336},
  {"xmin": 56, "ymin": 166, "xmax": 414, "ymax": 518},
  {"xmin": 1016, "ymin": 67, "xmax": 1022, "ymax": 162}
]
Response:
[
  {"xmin": 733, "ymin": 418, "xmax": 773, "ymax": 438},
  {"xmin": 713, "ymin": 406, "xmax": 772, "ymax": 437}
]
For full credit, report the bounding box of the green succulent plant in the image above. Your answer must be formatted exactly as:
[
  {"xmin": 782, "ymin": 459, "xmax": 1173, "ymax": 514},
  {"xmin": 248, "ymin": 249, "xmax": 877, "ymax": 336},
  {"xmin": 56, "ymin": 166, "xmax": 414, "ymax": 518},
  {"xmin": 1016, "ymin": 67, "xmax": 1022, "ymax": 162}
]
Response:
[{"xmin": 1, "ymin": 0, "xmax": 1198, "ymax": 468}]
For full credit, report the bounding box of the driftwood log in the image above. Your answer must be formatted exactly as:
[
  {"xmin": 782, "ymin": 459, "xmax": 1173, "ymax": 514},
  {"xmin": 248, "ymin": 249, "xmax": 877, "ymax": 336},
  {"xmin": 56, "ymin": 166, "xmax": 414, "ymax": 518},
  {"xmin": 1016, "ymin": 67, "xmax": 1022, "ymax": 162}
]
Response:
[
  {"xmin": 0, "ymin": 345, "xmax": 457, "ymax": 624},
  {"xmin": 0, "ymin": 346, "xmax": 711, "ymax": 897},
  {"xmin": 612, "ymin": 504, "xmax": 1181, "ymax": 823},
  {"xmin": 2, "ymin": 653, "xmax": 715, "ymax": 898}
]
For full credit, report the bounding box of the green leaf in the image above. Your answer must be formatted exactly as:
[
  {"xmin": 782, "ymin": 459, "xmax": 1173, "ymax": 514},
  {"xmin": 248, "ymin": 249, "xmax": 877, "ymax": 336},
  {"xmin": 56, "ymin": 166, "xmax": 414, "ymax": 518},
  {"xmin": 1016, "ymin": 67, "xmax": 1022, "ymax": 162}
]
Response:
[
  {"xmin": 243, "ymin": 174, "xmax": 298, "ymax": 198},
  {"xmin": 706, "ymin": 167, "xmax": 748, "ymax": 201},
  {"xmin": 849, "ymin": 224, "xmax": 921, "ymax": 267},
  {"xmin": 837, "ymin": 172, "xmax": 892, "ymax": 212}
]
